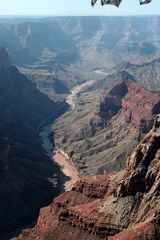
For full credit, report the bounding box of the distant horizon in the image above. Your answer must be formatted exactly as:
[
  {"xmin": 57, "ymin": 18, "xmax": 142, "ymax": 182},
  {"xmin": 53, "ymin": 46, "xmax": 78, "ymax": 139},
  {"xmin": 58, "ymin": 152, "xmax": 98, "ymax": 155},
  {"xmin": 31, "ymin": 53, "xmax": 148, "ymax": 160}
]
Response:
[
  {"xmin": 0, "ymin": 0, "xmax": 159, "ymax": 16},
  {"xmin": 0, "ymin": 14, "xmax": 160, "ymax": 18}
]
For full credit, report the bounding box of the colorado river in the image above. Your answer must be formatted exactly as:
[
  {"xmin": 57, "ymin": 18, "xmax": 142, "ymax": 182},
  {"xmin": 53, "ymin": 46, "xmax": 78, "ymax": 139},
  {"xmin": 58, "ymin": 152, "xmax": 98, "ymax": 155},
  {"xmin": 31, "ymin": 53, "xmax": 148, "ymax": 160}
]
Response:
[{"xmin": 40, "ymin": 80, "xmax": 94, "ymax": 191}]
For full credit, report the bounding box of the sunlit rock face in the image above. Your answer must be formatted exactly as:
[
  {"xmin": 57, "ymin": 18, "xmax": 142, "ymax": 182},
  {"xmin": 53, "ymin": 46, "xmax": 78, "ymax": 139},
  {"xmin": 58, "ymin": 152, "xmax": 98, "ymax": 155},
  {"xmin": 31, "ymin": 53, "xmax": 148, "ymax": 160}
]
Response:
[
  {"xmin": 14, "ymin": 115, "xmax": 160, "ymax": 240},
  {"xmin": 98, "ymin": 79, "xmax": 160, "ymax": 133}
]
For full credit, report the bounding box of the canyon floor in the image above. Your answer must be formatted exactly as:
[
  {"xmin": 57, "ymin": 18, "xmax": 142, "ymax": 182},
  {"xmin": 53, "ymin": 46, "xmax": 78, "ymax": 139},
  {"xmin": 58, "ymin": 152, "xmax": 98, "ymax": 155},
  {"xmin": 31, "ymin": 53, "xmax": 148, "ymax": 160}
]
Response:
[
  {"xmin": 0, "ymin": 16, "xmax": 160, "ymax": 240},
  {"xmin": 53, "ymin": 80, "xmax": 95, "ymax": 191}
]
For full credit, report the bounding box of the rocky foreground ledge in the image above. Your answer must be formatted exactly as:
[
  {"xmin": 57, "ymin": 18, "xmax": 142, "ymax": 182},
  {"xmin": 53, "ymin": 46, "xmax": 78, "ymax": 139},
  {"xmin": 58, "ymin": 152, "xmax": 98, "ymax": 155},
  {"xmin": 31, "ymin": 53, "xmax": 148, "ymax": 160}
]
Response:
[{"xmin": 14, "ymin": 116, "xmax": 160, "ymax": 240}]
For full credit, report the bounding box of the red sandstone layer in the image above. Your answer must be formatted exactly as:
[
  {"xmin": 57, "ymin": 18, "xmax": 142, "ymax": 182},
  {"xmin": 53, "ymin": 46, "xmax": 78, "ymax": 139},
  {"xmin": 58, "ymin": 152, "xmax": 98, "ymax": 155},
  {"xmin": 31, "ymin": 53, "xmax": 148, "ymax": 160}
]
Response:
[
  {"xmin": 14, "ymin": 116, "xmax": 160, "ymax": 240},
  {"xmin": 99, "ymin": 79, "xmax": 160, "ymax": 133}
]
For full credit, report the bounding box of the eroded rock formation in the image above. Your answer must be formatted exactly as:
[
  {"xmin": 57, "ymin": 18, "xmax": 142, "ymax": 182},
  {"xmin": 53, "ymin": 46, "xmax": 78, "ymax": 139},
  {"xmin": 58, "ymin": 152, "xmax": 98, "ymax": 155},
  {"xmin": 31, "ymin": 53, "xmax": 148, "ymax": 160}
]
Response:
[
  {"xmin": 15, "ymin": 116, "xmax": 160, "ymax": 240},
  {"xmin": 54, "ymin": 78, "xmax": 160, "ymax": 176},
  {"xmin": 98, "ymin": 78, "xmax": 160, "ymax": 133}
]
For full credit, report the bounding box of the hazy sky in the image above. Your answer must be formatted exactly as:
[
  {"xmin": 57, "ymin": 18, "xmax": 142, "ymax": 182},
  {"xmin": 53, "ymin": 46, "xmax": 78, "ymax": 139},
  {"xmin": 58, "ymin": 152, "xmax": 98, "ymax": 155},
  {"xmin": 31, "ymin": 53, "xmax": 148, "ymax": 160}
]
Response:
[{"xmin": 0, "ymin": 0, "xmax": 159, "ymax": 16}]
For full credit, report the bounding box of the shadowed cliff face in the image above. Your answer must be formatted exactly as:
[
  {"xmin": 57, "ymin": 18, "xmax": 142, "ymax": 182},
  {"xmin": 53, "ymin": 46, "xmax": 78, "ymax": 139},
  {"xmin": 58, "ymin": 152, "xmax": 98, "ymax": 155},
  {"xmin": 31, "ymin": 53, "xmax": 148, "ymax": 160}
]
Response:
[
  {"xmin": 14, "ymin": 116, "xmax": 160, "ymax": 240},
  {"xmin": 0, "ymin": 47, "xmax": 68, "ymax": 237},
  {"xmin": 98, "ymin": 80, "xmax": 128, "ymax": 119}
]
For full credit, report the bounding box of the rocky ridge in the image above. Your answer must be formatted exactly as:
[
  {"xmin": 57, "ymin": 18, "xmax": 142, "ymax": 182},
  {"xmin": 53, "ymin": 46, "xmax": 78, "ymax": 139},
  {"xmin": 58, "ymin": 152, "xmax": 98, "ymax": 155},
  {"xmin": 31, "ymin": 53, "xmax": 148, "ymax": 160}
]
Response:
[
  {"xmin": 99, "ymin": 79, "xmax": 160, "ymax": 133},
  {"xmin": 54, "ymin": 79, "xmax": 160, "ymax": 175},
  {"xmin": 0, "ymin": 47, "xmax": 67, "ymax": 238},
  {"xmin": 15, "ymin": 115, "xmax": 160, "ymax": 240},
  {"xmin": 1, "ymin": 17, "xmax": 160, "ymax": 100}
]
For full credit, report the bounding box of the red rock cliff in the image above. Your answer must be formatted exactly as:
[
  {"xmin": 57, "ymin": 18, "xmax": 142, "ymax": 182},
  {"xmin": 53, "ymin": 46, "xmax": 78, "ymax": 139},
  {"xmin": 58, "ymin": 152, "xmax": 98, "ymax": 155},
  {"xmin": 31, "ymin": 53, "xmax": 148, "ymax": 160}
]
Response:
[
  {"xmin": 14, "ymin": 115, "xmax": 160, "ymax": 240},
  {"xmin": 98, "ymin": 79, "xmax": 160, "ymax": 133}
]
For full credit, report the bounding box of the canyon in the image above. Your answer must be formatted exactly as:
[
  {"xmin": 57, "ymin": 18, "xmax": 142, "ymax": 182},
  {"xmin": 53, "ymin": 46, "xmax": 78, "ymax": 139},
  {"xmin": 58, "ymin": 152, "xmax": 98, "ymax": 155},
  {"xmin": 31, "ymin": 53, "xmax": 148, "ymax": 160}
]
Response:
[
  {"xmin": 12, "ymin": 75, "xmax": 160, "ymax": 239},
  {"xmin": 14, "ymin": 114, "xmax": 160, "ymax": 240},
  {"xmin": 0, "ymin": 47, "xmax": 68, "ymax": 239},
  {"xmin": 40, "ymin": 81, "xmax": 94, "ymax": 192},
  {"xmin": 0, "ymin": 16, "xmax": 160, "ymax": 239},
  {"xmin": 0, "ymin": 16, "xmax": 160, "ymax": 98},
  {"xmin": 54, "ymin": 78, "xmax": 160, "ymax": 176}
]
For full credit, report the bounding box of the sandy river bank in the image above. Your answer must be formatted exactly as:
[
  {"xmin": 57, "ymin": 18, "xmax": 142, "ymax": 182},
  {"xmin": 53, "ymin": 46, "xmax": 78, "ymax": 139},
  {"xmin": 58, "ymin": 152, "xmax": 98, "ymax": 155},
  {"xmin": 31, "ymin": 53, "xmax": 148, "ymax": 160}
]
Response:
[{"xmin": 54, "ymin": 149, "xmax": 79, "ymax": 191}]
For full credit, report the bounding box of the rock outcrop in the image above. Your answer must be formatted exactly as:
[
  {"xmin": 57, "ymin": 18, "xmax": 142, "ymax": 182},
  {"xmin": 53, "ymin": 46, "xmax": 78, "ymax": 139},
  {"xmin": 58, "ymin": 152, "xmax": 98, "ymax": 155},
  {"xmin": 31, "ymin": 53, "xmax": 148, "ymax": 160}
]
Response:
[
  {"xmin": 98, "ymin": 79, "xmax": 160, "ymax": 133},
  {"xmin": 15, "ymin": 115, "xmax": 160, "ymax": 240},
  {"xmin": 98, "ymin": 80, "xmax": 128, "ymax": 119},
  {"xmin": 0, "ymin": 47, "xmax": 67, "ymax": 238}
]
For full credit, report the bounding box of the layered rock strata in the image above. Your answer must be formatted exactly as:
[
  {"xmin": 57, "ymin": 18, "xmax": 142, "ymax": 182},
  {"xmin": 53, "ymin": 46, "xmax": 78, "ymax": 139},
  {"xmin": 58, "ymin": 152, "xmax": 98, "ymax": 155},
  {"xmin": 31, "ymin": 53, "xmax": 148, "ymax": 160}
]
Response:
[
  {"xmin": 15, "ymin": 115, "xmax": 160, "ymax": 240},
  {"xmin": 54, "ymin": 79, "xmax": 160, "ymax": 175}
]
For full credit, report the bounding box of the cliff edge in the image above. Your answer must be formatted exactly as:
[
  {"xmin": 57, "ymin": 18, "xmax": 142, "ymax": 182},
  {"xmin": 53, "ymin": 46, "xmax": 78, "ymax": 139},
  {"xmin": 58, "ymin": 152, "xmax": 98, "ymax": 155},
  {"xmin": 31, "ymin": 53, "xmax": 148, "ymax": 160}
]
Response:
[{"xmin": 15, "ymin": 115, "xmax": 160, "ymax": 240}]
